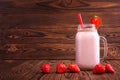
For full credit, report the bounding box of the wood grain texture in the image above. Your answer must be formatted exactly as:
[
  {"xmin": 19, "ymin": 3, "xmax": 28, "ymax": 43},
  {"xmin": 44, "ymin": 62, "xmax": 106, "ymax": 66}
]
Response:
[
  {"xmin": 0, "ymin": 60, "xmax": 120, "ymax": 80},
  {"xmin": 0, "ymin": 0, "xmax": 120, "ymax": 59}
]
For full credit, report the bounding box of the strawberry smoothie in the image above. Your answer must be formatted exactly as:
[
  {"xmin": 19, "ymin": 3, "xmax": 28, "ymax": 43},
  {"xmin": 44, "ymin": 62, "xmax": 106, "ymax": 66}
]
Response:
[{"xmin": 75, "ymin": 24, "xmax": 107, "ymax": 69}]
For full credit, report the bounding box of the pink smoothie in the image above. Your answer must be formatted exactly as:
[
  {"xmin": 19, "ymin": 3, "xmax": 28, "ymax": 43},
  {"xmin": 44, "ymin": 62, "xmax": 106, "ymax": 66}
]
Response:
[{"xmin": 75, "ymin": 25, "xmax": 100, "ymax": 69}]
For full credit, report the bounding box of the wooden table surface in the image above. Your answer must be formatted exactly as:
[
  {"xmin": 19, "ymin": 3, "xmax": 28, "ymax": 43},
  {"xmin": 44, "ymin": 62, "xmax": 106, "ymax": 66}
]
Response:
[
  {"xmin": 0, "ymin": 59, "xmax": 120, "ymax": 80},
  {"xmin": 0, "ymin": 0, "xmax": 120, "ymax": 80}
]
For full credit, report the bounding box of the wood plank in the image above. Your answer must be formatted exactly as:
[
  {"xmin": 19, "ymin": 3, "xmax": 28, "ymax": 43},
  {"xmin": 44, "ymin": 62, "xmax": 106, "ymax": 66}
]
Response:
[
  {"xmin": 0, "ymin": 12, "xmax": 120, "ymax": 29},
  {"xmin": 106, "ymin": 60, "xmax": 120, "ymax": 72},
  {"xmin": 1, "ymin": 27, "xmax": 120, "ymax": 39},
  {"xmin": 87, "ymin": 72, "xmax": 120, "ymax": 80},
  {"xmin": 0, "ymin": 60, "xmax": 24, "ymax": 72},
  {"xmin": 0, "ymin": 0, "xmax": 119, "ymax": 12},
  {"xmin": 0, "ymin": 27, "xmax": 120, "ymax": 59},
  {"xmin": 107, "ymin": 44, "xmax": 120, "ymax": 59},
  {"xmin": 0, "ymin": 43, "xmax": 120, "ymax": 59},
  {"xmin": 0, "ymin": 60, "xmax": 45, "ymax": 80},
  {"xmin": 0, "ymin": 44, "xmax": 75, "ymax": 59},
  {"xmin": 0, "ymin": 0, "xmax": 120, "ymax": 60},
  {"xmin": 88, "ymin": 60, "xmax": 120, "ymax": 80},
  {"xmin": 0, "ymin": 60, "xmax": 120, "ymax": 80},
  {"xmin": 1, "ymin": 35, "xmax": 120, "ymax": 44},
  {"xmin": 0, "ymin": 27, "xmax": 120, "ymax": 44}
]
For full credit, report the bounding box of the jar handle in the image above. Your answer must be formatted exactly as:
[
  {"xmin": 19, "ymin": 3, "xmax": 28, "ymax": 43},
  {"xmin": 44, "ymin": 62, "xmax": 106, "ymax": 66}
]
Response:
[{"xmin": 100, "ymin": 36, "xmax": 108, "ymax": 60}]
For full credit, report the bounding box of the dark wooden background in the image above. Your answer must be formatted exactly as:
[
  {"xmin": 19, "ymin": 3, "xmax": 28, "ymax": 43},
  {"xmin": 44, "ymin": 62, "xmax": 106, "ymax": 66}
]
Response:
[{"xmin": 0, "ymin": 0, "xmax": 120, "ymax": 60}]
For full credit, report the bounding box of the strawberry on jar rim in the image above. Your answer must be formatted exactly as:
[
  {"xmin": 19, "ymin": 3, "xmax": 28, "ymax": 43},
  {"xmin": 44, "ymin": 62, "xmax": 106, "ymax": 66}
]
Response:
[{"xmin": 90, "ymin": 15, "xmax": 102, "ymax": 29}]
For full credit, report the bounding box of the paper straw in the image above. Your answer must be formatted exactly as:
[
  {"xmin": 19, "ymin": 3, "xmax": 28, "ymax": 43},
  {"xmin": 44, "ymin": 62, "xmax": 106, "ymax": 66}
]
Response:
[{"xmin": 78, "ymin": 14, "xmax": 84, "ymax": 30}]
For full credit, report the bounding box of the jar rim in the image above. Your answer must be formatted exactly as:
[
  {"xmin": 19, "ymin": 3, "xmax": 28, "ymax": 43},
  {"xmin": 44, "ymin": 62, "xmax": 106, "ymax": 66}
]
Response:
[{"xmin": 78, "ymin": 24, "xmax": 96, "ymax": 31}]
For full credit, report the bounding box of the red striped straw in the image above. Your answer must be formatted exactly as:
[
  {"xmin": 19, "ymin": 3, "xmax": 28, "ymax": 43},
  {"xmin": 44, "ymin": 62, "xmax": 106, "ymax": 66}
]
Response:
[{"xmin": 78, "ymin": 14, "xmax": 84, "ymax": 30}]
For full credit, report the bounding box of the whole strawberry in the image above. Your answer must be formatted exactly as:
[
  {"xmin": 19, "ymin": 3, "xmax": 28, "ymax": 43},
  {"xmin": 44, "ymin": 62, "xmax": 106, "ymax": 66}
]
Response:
[
  {"xmin": 41, "ymin": 64, "xmax": 51, "ymax": 74},
  {"xmin": 93, "ymin": 64, "xmax": 105, "ymax": 74},
  {"xmin": 68, "ymin": 64, "xmax": 80, "ymax": 73},
  {"xmin": 90, "ymin": 15, "xmax": 102, "ymax": 29},
  {"xmin": 105, "ymin": 64, "xmax": 115, "ymax": 73},
  {"xmin": 56, "ymin": 63, "xmax": 67, "ymax": 73}
]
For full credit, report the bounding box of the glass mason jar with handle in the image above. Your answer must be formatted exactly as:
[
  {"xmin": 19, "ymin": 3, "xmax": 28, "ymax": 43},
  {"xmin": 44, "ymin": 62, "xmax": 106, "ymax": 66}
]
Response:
[{"xmin": 75, "ymin": 24, "xmax": 108, "ymax": 70}]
